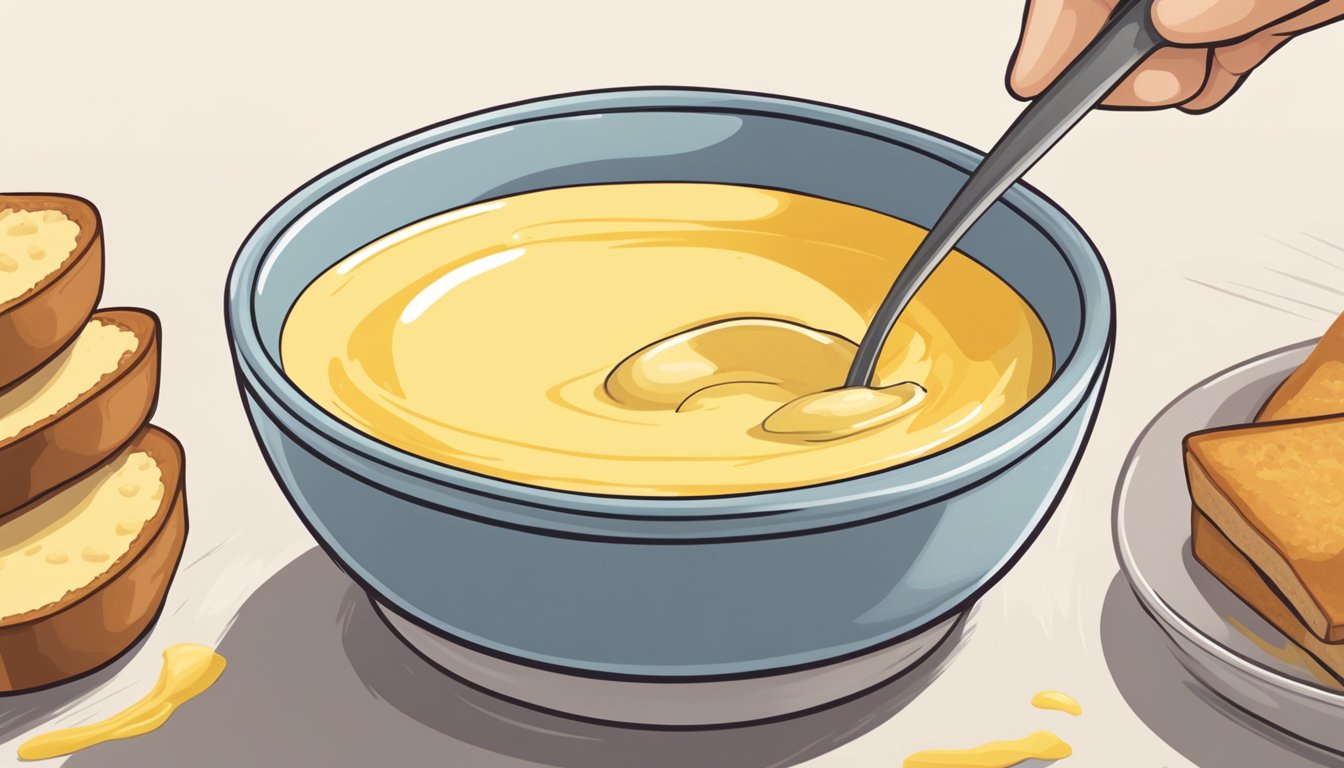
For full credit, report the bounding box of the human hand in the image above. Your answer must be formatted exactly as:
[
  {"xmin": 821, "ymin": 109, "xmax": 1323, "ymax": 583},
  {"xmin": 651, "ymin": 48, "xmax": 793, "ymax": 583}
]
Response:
[{"xmin": 1008, "ymin": 0, "xmax": 1344, "ymax": 113}]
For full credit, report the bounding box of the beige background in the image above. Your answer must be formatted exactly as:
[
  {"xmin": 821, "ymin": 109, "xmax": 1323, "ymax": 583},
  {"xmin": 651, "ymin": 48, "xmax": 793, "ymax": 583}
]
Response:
[{"xmin": 3, "ymin": 1, "xmax": 1344, "ymax": 765}]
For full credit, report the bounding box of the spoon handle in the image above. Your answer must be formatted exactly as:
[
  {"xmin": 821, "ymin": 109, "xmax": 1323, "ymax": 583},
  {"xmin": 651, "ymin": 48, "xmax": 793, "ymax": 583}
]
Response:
[{"xmin": 845, "ymin": 0, "xmax": 1163, "ymax": 388}]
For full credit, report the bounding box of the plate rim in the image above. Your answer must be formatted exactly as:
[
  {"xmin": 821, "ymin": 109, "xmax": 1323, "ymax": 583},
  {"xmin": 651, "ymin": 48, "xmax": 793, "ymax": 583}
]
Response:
[{"xmin": 1111, "ymin": 337, "xmax": 1344, "ymax": 707}]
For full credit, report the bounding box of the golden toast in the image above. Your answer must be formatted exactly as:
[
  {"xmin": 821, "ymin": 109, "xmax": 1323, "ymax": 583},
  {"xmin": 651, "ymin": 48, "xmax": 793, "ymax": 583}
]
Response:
[
  {"xmin": 0, "ymin": 426, "xmax": 187, "ymax": 692},
  {"xmin": 1191, "ymin": 509, "xmax": 1344, "ymax": 684},
  {"xmin": 0, "ymin": 309, "xmax": 160, "ymax": 517},
  {"xmin": 0, "ymin": 194, "xmax": 103, "ymax": 391},
  {"xmin": 0, "ymin": 193, "xmax": 188, "ymax": 694},
  {"xmin": 1259, "ymin": 311, "xmax": 1344, "ymax": 422},
  {"xmin": 1187, "ymin": 313, "xmax": 1344, "ymax": 656},
  {"xmin": 1186, "ymin": 416, "xmax": 1344, "ymax": 642}
]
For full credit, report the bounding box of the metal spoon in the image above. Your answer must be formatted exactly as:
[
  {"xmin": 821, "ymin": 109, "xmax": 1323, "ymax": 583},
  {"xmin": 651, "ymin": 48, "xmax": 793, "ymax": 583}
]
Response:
[{"xmin": 845, "ymin": 0, "xmax": 1163, "ymax": 387}]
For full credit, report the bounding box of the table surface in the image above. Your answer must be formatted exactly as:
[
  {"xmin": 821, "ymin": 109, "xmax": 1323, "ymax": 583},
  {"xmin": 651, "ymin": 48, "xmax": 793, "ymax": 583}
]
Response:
[{"xmin": 3, "ymin": 3, "xmax": 1343, "ymax": 766}]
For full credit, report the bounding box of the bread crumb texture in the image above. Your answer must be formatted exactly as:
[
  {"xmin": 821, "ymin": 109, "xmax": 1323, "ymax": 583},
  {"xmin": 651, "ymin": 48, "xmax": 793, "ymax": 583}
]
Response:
[
  {"xmin": 0, "ymin": 208, "xmax": 80, "ymax": 304},
  {"xmin": 1272, "ymin": 361, "xmax": 1344, "ymax": 420},
  {"xmin": 1200, "ymin": 422, "xmax": 1344, "ymax": 561},
  {"xmin": 0, "ymin": 451, "xmax": 162, "ymax": 620},
  {"xmin": 0, "ymin": 320, "xmax": 138, "ymax": 441}
]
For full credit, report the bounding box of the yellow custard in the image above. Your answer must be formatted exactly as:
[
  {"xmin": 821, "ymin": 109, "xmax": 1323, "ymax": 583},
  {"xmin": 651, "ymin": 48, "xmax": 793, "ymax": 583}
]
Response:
[
  {"xmin": 282, "ymin": 183, "xmax": 1052, "ymax": 496},
  {"xmin": 17, "ymin": 644, "xmax": 226, "ymax": 760},
  {"xmin": 1227, "ymin": 616, "xmax": 1344, "ymax": 690},
  {"xmin": 903, "ymin": 731, "xmax": 1072, "ymax": 767},
  {"xmin": 1030, "ymin": 690, "xmax": 1082, "ymax": 716}
]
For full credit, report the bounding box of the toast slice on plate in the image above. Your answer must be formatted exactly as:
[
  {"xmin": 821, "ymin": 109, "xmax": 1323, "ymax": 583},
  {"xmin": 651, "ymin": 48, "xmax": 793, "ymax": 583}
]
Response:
[
  {"xmin": 0, "ymin": 309, "xmax": 159, "ymax": 517},
  {"xmin": 0, "ymin": 194, "xmax": 103, "ymax": 391},
  {"xmin": 1258, "ymin": 312, "xmax": 1344, "ymax": 422},
  {"xmin": 1186, "ymin": 415, "xmax": 1344, "ymax": 643},
  {"xmin": 0, "ymin": 426, "xmax": 187, "ymax": 693},
  {"xmin": 1187, "ymin": 315, "xmax": 1344, "ymax": 672},
  {"xmin": 1191, "ymin": 509, "xmax": 1344, "ymax": 686}
]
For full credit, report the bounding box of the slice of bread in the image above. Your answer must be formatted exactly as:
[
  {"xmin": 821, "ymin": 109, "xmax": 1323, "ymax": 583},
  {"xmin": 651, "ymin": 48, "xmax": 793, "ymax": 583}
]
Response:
[
  {"xmin": 0, "ymin": 194, "xmax": 103, "ymax": 391},
  {"xmin": 0, "ymin": 309, "xmax": 159, "ymax": 517},
  {"xmin": 1186, "ymin": 416, "xmax": 1344, "ymax": 642},
  {"xmin": 1186, "ymin": 314, "xmax": 1344, "ymax": 673},
  {"xmin": 1258, "ymin": 312, "xmax": 1344, "ymax": 422},
  {"xmin": 1192, "ymin": 509, "xmax": 1344, "ymax": 685},
  {"xmin": 0, "ymin": 426, "xmax": 187, "ymax": 692}
]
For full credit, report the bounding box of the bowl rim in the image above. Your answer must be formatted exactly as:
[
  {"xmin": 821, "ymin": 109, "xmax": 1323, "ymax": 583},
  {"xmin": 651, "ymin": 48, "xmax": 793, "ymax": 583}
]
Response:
[{"xmin": 225, "ymin": 85, "xmax": 1115, "ymax": 520}]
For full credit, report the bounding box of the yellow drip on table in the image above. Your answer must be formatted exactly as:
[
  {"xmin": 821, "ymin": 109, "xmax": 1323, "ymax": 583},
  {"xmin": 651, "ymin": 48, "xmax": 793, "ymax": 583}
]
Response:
[
  {"xmin": 1227, "ymin": 616, "xmax": 1344, "ymax": 690},
  {"xmin": 1030, "ymin": 690, "xmax": 1082, "ymax": 716},
  {"xmin": 283, "ymin": 183, "xmax": 1053, "ymax": 496},
  {"xmin": 904, "ymin": 731, "xmax": 1072, "ymax": 768},
  {"xmin": 18, "ymin": 644, "xmax": 225, "ymax": 761}
]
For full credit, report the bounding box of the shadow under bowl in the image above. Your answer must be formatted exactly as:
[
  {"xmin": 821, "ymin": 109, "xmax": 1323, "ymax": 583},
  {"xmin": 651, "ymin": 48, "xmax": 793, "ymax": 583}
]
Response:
[{"xmin": 224, "ymin": 87, "xmax": 1113, "ymax": 721}]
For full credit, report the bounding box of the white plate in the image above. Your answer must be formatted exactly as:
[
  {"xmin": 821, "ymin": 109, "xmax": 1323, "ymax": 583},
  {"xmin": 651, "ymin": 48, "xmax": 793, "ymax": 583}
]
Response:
[{"xmin": 1114, "ymin": 338, "xmax": 1344, "ymax": 754}]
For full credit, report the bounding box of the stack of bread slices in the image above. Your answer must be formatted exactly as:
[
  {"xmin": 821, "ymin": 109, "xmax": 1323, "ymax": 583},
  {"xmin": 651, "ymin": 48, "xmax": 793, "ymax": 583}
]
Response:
[
  {"xmin": 0, "ymin": 194, "xmax": 187, "ymax": 692},
  {"xmin": 1186, "ymin": 311, "xmax": 1344, "ymax": 684}
]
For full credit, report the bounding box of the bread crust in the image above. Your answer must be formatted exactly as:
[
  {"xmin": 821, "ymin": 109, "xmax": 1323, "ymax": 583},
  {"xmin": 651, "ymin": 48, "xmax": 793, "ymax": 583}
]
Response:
[
  {"xmin": 1188, "ymin": 316, "xmax": 1344, "ymax": 670},
  {"xmin": 1192, "ymin": 509, "xmax": 1344, "ymax": 687},
  {"xmin": 1185, "ymin": 422, "xmax": 1344, "ymax": 643},
  {"xmin": 1257, "ymin": 312, "xmax": 1344, "ymax": 422},
  {"xmin": 0, "ymin": 427, "xmax": 187, "ymax": 693},
  {"xmin": 0, "ymin": 309, "xmax": 160, "ymax": 518},
  {"xmin": 0, "ymin": 194, "xmax": 104, "ymax": 391}
]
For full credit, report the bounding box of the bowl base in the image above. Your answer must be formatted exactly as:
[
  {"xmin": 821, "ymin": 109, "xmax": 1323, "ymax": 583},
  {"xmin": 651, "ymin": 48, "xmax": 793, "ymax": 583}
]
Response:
[{"xmin": 372, "ymin": 598, "xmax": 962, "ymax": 727}]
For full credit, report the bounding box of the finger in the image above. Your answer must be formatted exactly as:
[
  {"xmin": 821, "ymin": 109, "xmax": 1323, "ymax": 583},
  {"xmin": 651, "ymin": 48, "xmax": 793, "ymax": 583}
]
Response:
[
  {"xmin": 1008, "ymin": 0, "xmax": 1119, "ymax": 99},
  {"xmin": 1262, "ymin": 0, "xmax": 1344, "ymax": 34},
  {"xmin": 1178, "ymin": 56, "xmax": 1244, "ymax": 112},
  {"xmin": 1183, "ymin": 0, "xmax": 1343, "ymax": 111},
  {"xmin": 1215, "ymin": 30, "xmax": 1291, "ymax": 75},
  {"xmin": 1151, "ymin": 0, "xmax": 1318, "ymax": 45},
  {"xmin": 1178, "ymin": 1, "xmax": 1343, "ymax": 113},
  {"xmin": 1100, "ymin": 46, "xmax": 1211, "ymax": 108}
]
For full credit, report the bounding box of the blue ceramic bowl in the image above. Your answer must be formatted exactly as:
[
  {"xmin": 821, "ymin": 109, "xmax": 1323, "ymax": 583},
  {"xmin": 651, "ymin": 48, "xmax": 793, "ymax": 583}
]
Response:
[{"xmin": 226, "ymin": 88, "xmax": 1113, "ymax": 679}]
